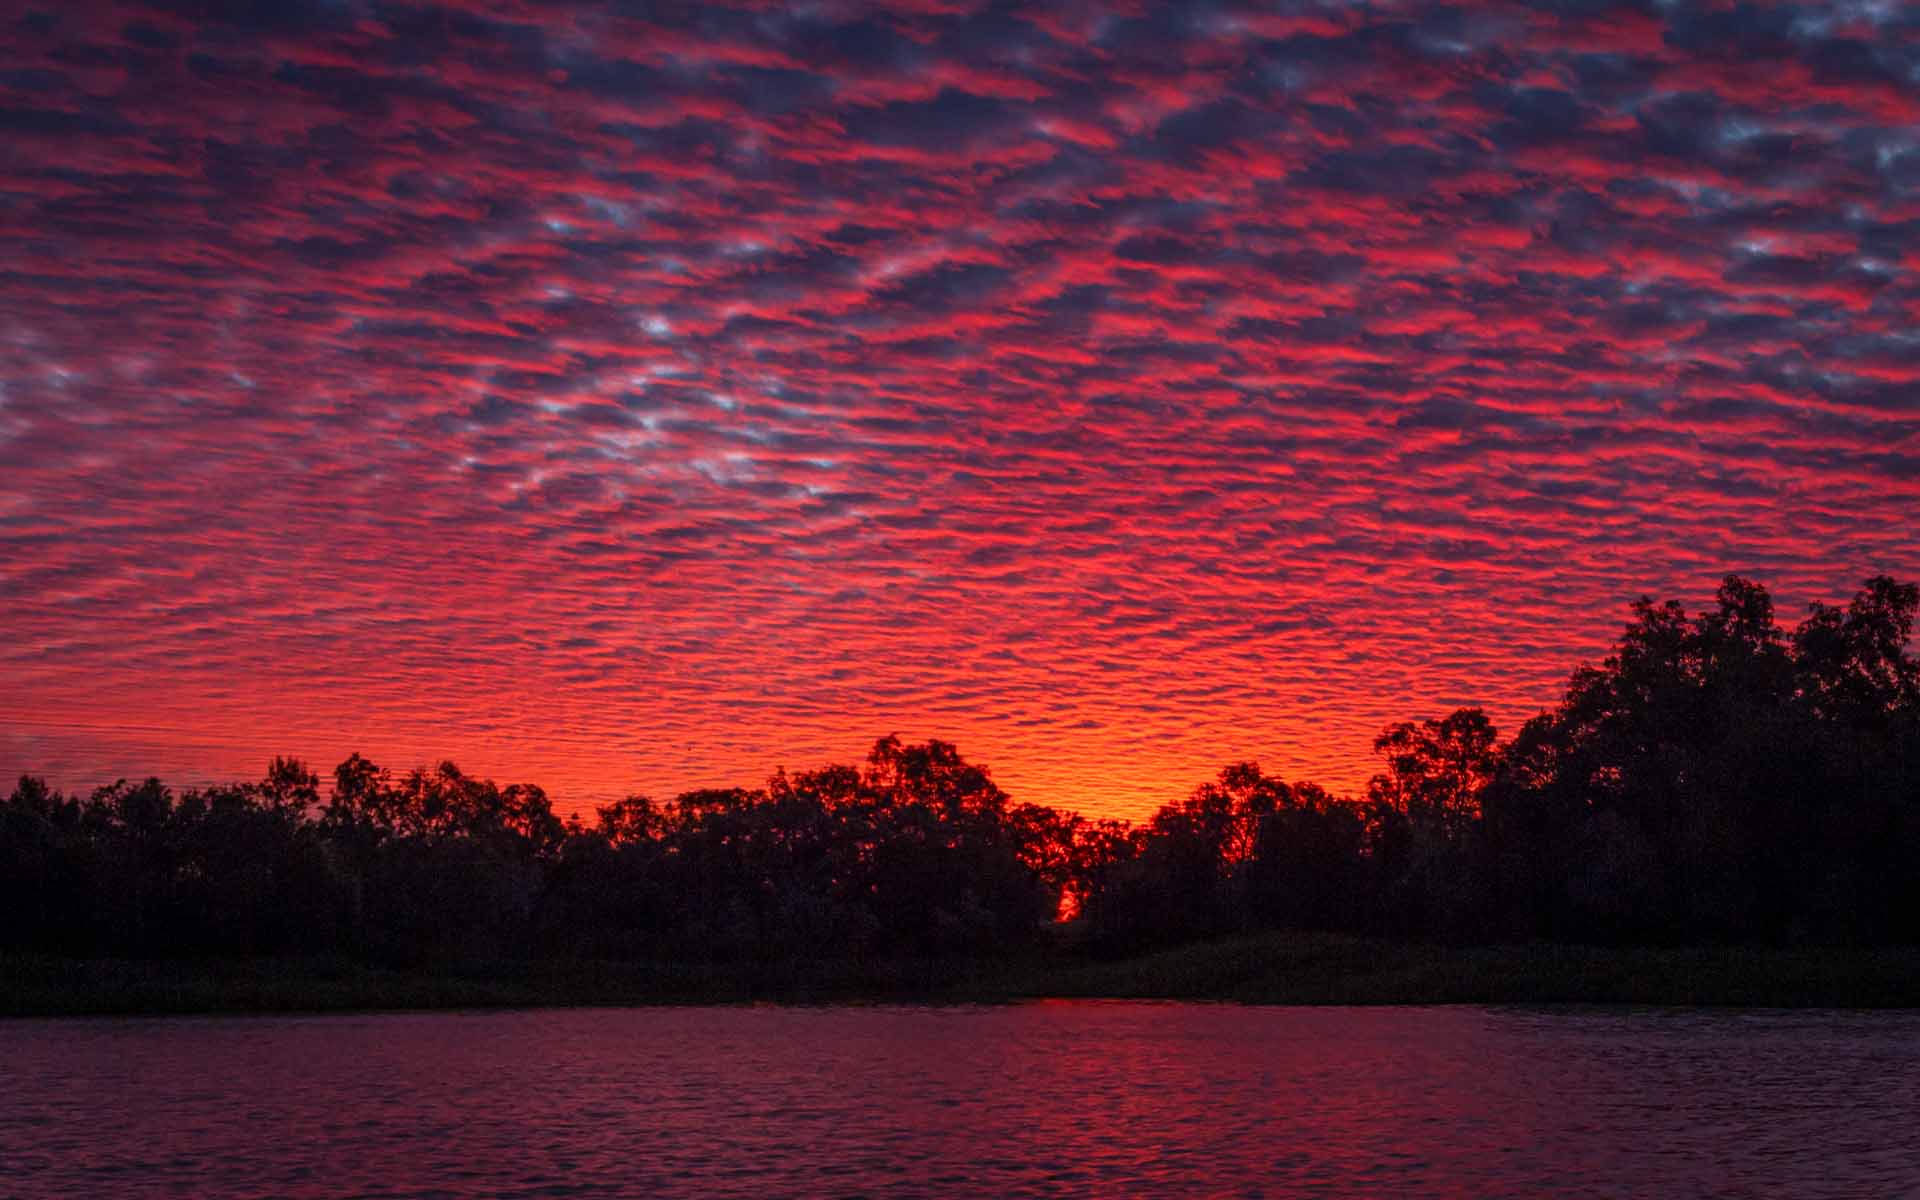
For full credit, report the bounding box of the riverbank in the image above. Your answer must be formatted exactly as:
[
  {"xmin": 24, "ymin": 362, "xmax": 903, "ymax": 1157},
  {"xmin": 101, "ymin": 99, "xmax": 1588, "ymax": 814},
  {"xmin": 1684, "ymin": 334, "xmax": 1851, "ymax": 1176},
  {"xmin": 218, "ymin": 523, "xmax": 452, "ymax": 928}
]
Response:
[
  {"xmin": 0, "ymin": 954, "xmax": 982, "ymax": 1016},
  {"xmin": 1019, "ymin": 932, "xmax": 1920, "ymax": 1007},
  {"xmin": 6, "ymin": 933, "xmax": 1920, "ymax": 1016}
]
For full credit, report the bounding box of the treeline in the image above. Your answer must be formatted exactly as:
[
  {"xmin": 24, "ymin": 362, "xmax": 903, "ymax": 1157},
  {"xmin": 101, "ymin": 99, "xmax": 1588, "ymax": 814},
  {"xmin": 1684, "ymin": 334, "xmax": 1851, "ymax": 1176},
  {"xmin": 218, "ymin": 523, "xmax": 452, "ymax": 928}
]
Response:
[{"xmin": 3, "ymin": 574, "xmax": 1918, "ymax": 966}]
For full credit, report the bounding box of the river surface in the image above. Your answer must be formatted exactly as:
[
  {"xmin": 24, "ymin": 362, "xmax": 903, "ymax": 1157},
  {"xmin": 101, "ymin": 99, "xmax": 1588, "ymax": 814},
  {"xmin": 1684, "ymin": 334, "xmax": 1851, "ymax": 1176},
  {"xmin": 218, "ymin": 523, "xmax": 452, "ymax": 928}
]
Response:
[{"xmin": 3, "ymin": 1003, "xmax": 1918, "ymax": 1198}]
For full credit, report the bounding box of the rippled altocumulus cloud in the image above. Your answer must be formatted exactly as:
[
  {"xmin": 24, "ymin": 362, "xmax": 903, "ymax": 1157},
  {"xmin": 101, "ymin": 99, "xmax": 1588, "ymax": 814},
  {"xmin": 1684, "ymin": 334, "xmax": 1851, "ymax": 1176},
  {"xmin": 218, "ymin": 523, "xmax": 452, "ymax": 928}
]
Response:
[{"xmin": 2, "ymin": 0, "xmax": 1918, "ymax": 818}]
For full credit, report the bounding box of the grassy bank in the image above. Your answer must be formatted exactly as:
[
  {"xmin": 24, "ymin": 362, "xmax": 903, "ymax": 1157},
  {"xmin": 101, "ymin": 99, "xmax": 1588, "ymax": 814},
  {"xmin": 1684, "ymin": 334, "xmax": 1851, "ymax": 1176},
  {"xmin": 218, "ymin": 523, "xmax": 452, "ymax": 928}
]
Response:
[
  {"xmin": 6, "ymin": 934, "xmax": 1920, "ymax": 1016},
  {"xmin": 1016, "ymin": 932, "xmax": 1920, "ymax": 1007},
  {"xmin": 0, "ymin": 954, "xmax": 1016, "ymax": 1017}
]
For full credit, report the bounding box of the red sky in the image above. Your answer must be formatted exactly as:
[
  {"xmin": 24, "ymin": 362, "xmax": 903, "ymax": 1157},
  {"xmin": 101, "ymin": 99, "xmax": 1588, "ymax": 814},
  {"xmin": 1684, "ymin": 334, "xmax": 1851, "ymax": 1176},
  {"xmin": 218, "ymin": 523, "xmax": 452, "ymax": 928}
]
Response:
[{"xmin": 3, "ymin": 0, "xmax": 1919, "ymax": 820}]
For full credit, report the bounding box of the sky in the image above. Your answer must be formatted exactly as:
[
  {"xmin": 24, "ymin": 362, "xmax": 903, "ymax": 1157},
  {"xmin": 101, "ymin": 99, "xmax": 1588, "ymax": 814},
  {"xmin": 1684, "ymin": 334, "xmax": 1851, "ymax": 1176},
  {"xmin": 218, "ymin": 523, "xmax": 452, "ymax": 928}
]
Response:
[{"xmin": 3, "ymin": 0, "xmax": 1919, "ymax": 821}]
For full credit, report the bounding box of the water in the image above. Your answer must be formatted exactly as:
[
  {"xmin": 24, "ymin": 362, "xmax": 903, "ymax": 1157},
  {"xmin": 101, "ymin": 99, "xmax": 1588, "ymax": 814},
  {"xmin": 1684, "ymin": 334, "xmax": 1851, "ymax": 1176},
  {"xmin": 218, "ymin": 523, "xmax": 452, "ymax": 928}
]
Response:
[{"xmin": 3, "ymin": 1003, "xmax": 1917, "ymax": 1198}]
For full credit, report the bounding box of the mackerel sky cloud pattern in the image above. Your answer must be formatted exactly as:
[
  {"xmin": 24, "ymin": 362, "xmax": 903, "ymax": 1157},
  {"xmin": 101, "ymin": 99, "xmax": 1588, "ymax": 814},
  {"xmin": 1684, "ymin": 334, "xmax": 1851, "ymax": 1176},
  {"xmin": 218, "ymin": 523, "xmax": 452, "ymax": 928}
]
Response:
[{"xmin": 3, "ymin": 0, "xmax": 1919, "ymax": 818}]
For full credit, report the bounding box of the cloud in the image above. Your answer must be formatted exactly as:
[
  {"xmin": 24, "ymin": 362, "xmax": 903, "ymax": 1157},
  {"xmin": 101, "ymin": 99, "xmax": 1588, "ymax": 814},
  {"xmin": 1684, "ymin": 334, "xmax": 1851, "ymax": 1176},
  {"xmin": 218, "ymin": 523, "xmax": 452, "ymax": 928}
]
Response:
[{"xmin": 0, "ymin": 0, "xmax": 1917, "ymax": 819}]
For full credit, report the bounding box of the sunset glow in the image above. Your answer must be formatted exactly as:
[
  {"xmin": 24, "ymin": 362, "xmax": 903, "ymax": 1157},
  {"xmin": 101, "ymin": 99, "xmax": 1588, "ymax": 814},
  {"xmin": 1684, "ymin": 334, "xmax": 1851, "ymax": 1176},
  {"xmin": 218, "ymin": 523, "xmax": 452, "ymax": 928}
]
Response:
[{"xmin": 4, "ymin": 0, "xmax": 1918, "ymax": 819}]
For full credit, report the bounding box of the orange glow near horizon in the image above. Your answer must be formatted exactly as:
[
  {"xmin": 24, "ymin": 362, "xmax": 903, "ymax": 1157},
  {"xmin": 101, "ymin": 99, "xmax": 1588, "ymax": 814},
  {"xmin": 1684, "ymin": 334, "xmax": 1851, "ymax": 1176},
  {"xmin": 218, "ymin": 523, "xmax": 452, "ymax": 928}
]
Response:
[{"xmin": 4, "ymin": 568, "xmax": 1902, "ymax": 823}]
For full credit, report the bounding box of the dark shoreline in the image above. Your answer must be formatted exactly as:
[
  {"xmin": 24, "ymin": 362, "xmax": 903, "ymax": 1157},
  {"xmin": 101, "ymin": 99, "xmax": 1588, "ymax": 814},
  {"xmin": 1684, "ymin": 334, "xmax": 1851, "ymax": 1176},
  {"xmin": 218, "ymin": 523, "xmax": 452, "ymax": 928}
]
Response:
[{"xmin": 8, "ymin": 933, "xmax": 1920, "ymax": 1017}]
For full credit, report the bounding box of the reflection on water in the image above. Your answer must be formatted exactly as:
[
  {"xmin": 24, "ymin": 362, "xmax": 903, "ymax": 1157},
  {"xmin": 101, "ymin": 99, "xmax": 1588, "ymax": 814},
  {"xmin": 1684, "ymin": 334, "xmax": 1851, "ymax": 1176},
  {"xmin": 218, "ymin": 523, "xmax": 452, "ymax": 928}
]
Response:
[{"xmin": 4, "ymin": 1003, "xmax": 1918, "ymax": 1198}]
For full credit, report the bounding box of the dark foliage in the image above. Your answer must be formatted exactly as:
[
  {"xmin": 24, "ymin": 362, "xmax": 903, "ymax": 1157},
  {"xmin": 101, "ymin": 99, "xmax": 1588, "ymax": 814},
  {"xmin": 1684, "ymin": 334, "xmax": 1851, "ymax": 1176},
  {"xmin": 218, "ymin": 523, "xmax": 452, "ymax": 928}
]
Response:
[{"xmin": 5, "ymin": 575, "xmax": 1917, "ymax": 964}]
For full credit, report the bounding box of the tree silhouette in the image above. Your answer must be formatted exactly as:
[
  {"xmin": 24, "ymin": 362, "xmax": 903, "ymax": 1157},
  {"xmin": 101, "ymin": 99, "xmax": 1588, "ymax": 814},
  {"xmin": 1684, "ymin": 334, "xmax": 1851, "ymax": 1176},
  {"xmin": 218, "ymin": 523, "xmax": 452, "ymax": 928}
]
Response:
[{"xmin": 5, "ymin": 573, "xmax": 1918, "ymax": 967}]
